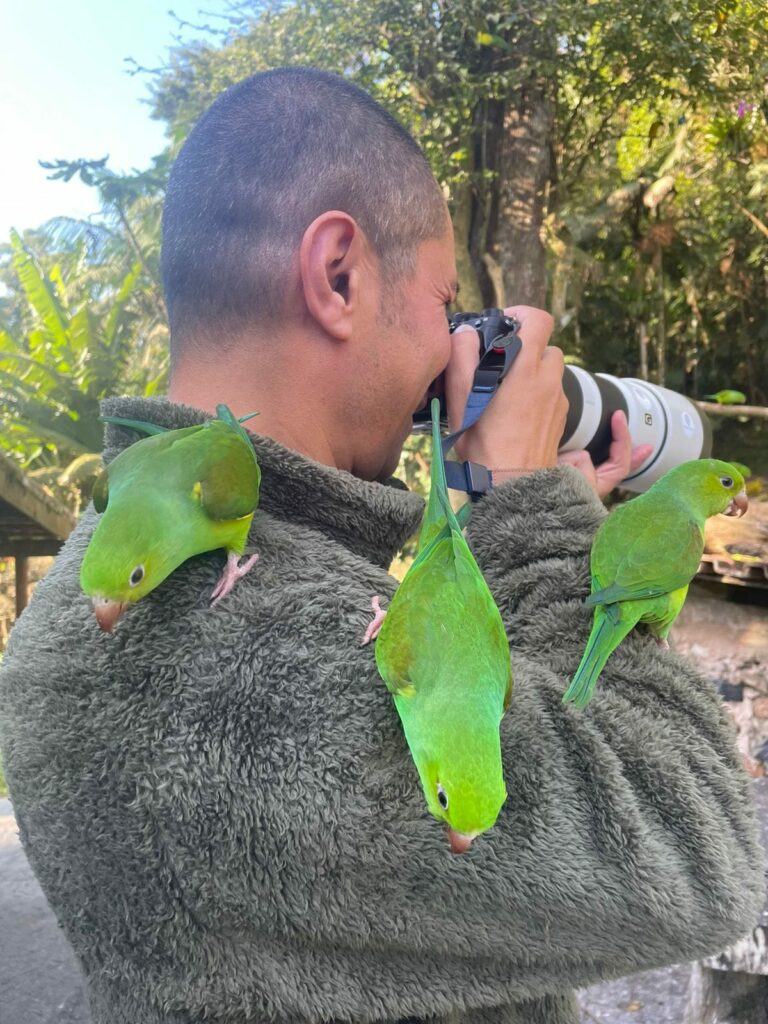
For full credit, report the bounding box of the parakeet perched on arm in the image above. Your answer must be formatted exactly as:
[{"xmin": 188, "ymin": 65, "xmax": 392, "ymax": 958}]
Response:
[
  {"xmin": 363, "ymin": 398, "xmax": 512, "ymax": 854},
  {"xmin": 80, "ymin": 404, "xmax": 261, "ymax": 632},
  {"xmin": 562, "ymin": 459, "xmax": 748, "ymax": 710}
]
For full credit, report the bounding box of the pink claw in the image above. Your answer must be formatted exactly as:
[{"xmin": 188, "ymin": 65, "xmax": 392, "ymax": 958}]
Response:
[
  {"xmin": 361, "ymin": 595, "xmax": 387, "ymax": 645},
  {"xmin": 210, "ymin": 551, "xmax": 259, "ymax": 606}
]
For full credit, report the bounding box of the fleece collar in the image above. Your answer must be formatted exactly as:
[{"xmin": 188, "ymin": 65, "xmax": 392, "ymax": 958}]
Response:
[{"xmin": 99, "ymin": 396, "xmax": 424, "ymax": 568}]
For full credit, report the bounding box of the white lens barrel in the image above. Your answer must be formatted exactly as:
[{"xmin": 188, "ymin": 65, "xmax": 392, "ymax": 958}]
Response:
[
  {"xmin": 559, "ymin": 369, "xmax": 712, "ymax": 492},
  {"xmin": 612, "ymin": 377, "xmax": 711, "ymax": 492}
]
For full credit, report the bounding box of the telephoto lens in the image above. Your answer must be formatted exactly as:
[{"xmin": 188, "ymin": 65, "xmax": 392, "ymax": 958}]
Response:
[{"xmin": 560, "ymin": 367, "xmax": 712, "ymax": 493}]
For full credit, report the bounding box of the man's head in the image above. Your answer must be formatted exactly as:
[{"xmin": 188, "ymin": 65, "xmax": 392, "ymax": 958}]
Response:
[
  {"xmin": 163, "ymin": 67, "xmax": 457, "ymax": 480},
  {"xmin": 163, "ymin": 67, "xmax": 448, "ymax": 356}
]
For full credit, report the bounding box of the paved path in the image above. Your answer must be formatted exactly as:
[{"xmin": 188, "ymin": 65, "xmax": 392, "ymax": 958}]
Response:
[{"xmin": 0, "ymin": 799, "xmax": 91, "ymax": 1024}]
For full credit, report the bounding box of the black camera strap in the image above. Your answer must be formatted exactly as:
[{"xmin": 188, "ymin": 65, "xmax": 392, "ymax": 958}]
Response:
[{"xmin": 441, "ymin": 314, "xmax": 523, "ymax": 501}]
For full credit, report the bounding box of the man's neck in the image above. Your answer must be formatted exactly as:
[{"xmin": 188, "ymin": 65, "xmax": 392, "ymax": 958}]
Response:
[{"xmin": 168, "ymin": 361, "xmax": 352, "ymax": 472}]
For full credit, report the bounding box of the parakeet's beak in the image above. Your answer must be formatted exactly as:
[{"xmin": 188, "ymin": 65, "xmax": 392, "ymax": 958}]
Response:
[
  {"xmin": 724, "ymin": 490, "xmax": 748, "ymax": 517},
  {"xmin": 92, "ymin": 597, "xmax": 128, "ymax": 633},
  {"xmin": 447, "ymin": 829, "xmax": 475, "ymax": 855}
]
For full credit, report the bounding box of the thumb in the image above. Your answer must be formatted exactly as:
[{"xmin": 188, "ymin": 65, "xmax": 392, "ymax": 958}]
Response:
[{"xmin": 444, "ymin": 324, "xmax": 480, "ymax": 434}]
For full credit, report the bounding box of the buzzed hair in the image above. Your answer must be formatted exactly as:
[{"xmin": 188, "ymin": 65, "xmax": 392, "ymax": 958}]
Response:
[{"xmin": 161, "ymin": 67, "xmax": 447, "ymax": 357}]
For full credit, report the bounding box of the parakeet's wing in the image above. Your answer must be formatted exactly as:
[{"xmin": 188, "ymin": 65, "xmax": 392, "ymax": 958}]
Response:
[
  {"xmin": 375, "ymin": 531, "xmax": 456, "ymax": 696},
  {"xmin": 589, "ymin": 517, "xmax": 704, "ymax": 606},
  {"xmin": 449, "ymin": 527, "xmax": 513, "ymax": 710},
  {"xmin": 196, "ymin": 425, "xmax": 261, "ymax": 521},
  {"xmin": 376, "ymin": 523, "xmax": 510, "ymax": 699}
]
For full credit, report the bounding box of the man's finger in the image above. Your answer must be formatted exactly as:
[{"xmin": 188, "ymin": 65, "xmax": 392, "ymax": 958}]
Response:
[
  {"xmin": 603, "ymin": 410, "xmax": 633, "ymax": 477},
  {"xmin": 629, "ymin": 443, "xmax": 654, "ymax": 473},
  {"xmin": 444, "ymin": 324, "xmax": 480, "ymax": 433},
  {"xmin": 557, "ymin": 450, "xmax": 598, "ymax": 491},
  {"xmin": 502, "ymin": 306, "xmax": 555, "ymax": 367}
]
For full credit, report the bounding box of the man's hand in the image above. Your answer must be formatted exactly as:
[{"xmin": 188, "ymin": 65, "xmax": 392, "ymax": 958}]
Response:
[
  {"xmin": 444, "ymin": 306, "xmax": 567, "ymax": 481},
  {"xmin": 558, "ymin": 410, "xmax": 653, "ymax": 498}
]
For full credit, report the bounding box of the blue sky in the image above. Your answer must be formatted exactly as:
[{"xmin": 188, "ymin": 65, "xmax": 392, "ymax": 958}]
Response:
[{"xmin": 1, "ymin": 1, "xmax": 226, "ymax": 239}]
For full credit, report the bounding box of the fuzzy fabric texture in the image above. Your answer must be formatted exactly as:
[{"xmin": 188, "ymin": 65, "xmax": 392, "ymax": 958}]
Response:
[{"xmin": 1, "ymin": 396, "xmax": 764, "ymax": 1024}]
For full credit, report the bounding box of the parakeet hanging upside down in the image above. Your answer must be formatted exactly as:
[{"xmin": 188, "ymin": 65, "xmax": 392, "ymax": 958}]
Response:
[
  {"xmin": 363, "ymin": 398, "xmax": 512, "ymax": 854},
  {"xmin": 562, "ymin": 458, "xmax": 748, "ymax": 710},
  {"xmin": 80, "ymin": 404, "xmax": 261, "ymax": 632}
]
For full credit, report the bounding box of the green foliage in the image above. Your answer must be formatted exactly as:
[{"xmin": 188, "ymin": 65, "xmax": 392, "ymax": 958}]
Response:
[
  {"xmin": 0, "ymin": 230, "xmax": 168, "ymax": 504},
  {"xmin": 2, "ymin": 0, "xmax": 767, "ymax": 495}
]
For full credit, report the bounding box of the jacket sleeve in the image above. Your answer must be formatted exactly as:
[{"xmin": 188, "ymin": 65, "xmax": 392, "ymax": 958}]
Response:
[{"xmin": 452, "ymin": 464, "xmax": 766, "ymax": 983}]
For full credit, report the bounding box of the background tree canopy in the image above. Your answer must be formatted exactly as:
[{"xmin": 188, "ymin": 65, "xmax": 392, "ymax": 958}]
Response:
[{"xmin": 2, "ymin": 0, "xmax": 767, "ymax": 499}]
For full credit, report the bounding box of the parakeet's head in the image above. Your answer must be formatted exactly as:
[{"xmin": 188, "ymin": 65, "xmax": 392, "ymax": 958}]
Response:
[
  {"xmin": 664, "ymin": 459, "xmax": 748, "ymax": 520},
  {"xmin": 409, "ymin": 726, "xmax": 507, "ymax": 854},
  {"xmin": 80, "ymin": 499, "xmax": 181, "ymax": 632}
]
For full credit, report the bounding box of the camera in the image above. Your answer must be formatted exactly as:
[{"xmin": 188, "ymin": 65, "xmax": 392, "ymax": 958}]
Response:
[{"xmin": 413, "ymin": 308, "xmax": 712, "ymax": 494}]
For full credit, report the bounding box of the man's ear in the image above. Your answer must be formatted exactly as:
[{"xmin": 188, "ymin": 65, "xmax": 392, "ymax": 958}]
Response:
[{"xmin": 299, "ymin": 211, "xmax": 370, "ymax": 341}]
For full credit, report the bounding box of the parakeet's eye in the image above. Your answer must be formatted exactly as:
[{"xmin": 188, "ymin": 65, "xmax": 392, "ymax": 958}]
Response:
[
  {"xmin": 720, "ymin": 476, "xmax": 734, "ymax": 489},
  {"xmin": 129, "ymin": 565, "xmax": 145, "ymax": 587},
  {"xmin": 437, "ymin": 784, "xmax": 448, "ymax": 810}
]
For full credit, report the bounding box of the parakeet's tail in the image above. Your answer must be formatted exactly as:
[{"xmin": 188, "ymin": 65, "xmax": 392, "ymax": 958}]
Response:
[
  {"xmin": 562, "ymin": 605, "xmax": 636, "ymax": 709},
  {"xmin": 430, "ymin": 397, "xmax": 463, "ymax": 531},
  {"xmin": 100, "ymin": 415, "xmax": 168, "ymax": 436},
  {"xmin": 215, "ymin": 404, "xmax": 259, "ymax": 446},
  {"xmin": 416, "ymin": 399, "xmax": 471, "ymax": 552}
]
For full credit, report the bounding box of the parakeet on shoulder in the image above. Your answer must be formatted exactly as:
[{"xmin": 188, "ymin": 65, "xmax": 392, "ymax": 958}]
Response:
[
  {"xmin": 363, "ymin": 398, "xmax": 512, "ymax": 854},
  {"xmin": 80, "ymin": 404, "xmax": 261, "ymax": 632},
  {"xmin": 562, "ymin": 458, "xmax": 748, "ymax": 710}
]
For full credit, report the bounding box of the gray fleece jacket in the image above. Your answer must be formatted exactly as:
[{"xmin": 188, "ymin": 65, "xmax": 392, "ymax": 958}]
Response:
[{"xmin": 1, "ymin": 396, "xmax": 764, "ymax": 1024}]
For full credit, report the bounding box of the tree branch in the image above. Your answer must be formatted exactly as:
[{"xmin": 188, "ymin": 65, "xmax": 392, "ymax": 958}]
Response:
[{"xmin": 695, "ymin": 401, "xmax": 768, "ymax": 420}]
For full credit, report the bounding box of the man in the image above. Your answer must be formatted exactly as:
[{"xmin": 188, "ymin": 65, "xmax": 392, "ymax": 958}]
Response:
[{"xmin": 1, "ymin": 67, "xmax": 764, "ymax": 1024}]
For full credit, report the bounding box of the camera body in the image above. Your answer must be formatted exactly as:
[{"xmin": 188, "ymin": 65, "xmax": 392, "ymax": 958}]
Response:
[{"xmin": 413, "ymin": 308, "xmax": 712, "ymax": 493}]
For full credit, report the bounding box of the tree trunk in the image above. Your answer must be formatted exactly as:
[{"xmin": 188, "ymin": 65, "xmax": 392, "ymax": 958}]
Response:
[
  {"xmin": 491, "ymin": 77, "xmax": 554, "ymax": 308},
  {"xmin": 656, "ymin": 243, "xmax": 667, "ymax": 386},
  {"xmin": 451, "ymin": 159, "xmax": 485, "ymax": 313},
  {"xmin": 638, "ymin": 320, "xmax": 649, "ymax": 381}
]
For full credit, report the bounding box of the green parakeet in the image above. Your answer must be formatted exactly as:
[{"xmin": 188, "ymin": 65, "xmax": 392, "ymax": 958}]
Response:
[
  {"xmin": 703, "ymin": 389, "xmax": 747, "ymax": 405},
  {"xmin": 80, "ymin": 404, "xmax": 261, "ymax": 632},
  {"xmin": 562, "ymin": 459, "xmax": 748, "ymax": 710},
  {"xmin": 362, "ymin": 398, "xmax": 512, "ymax": 854}
]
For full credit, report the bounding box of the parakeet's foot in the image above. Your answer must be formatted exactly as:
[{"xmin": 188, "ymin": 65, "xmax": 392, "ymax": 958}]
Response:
[
  {"xmin": 361, "ymin": 596, "xmax": 386, "ymax": 645},
  {"xmin": 210, "ymin": 551, "xmax": 259, "ymax": 606},
  {"xmin": 656, "ymin": 637, "xmax": 670, "ymax": 650}
]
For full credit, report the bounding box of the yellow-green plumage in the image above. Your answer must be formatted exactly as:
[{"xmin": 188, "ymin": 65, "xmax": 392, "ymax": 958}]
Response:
[
  {"xmin": 562, "ymin": 458, "xmax": 747, "ymax": 709},
  {"xmin": 80, "ymin": 405, "xmax": 261, "ymax": 613},
  {"xmin": 373, "ymin": 399, "xmax": 512, "ymax": 844}
]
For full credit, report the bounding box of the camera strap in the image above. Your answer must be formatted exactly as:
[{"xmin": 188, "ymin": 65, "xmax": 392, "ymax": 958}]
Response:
[{"xmin": 441, "ymin": 320, "xmax": 523, "ymax": 501}]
